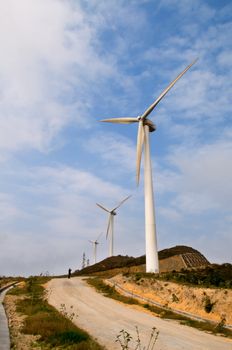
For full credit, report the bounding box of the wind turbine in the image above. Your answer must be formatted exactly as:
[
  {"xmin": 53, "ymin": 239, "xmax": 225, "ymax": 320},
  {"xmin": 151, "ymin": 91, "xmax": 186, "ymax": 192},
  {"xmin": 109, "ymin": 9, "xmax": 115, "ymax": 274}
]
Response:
[
  {"xmin": 96, "ymin": 195, "xmax": 131, "ymax": 257},
  {"xmin": 100, "ymin": 59, "xmax": 197, "ymax": 273},
  {"xmin": 89, "ymin": 233, "xmax": 102, "ymax": 265}
]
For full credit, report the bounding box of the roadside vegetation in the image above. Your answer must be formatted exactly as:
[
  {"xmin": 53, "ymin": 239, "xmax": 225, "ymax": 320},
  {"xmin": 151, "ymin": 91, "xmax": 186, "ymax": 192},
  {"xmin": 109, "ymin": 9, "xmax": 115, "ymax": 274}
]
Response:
[
  {"xmin": 157, "ymin": 264, "xmax": 232, "ymax": 289},
  {"xmin": 7, "ymin": 277, "xmax": 104, "ymax": 349},
  {"xmin": 124, "ymin": 263, "xmax": 232, "ymax": 289},
  {"xmin": 87, "ymin": 277, "xmax": 232, "ymax": 338},
  {"xmin": 87, "ymin": 277, "xmax": 140, "ymax": 306},
  {"xmin": 0, "ymin": 276, "xmax": 22, "ymax": 289}
]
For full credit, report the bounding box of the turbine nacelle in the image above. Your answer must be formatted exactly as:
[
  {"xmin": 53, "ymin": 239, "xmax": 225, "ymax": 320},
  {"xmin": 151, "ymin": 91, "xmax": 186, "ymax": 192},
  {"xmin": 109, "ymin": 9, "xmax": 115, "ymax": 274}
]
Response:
[
  {"xmin": 89, "ymin": 239, "xmax": 100, "ymax": 245},
  {"xmin": 144, "ymin": 119, "xmax": 156, "ymax": 132},
  {"xmin": 137, "ymin": 115, "xmax": 156, "ymax": 132}
]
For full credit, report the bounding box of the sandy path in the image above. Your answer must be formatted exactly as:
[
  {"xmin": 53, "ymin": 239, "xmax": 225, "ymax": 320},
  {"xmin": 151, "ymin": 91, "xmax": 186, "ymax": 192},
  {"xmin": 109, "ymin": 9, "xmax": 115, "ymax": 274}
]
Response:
[{"xmin": 47, "ymin": 277, "xmax": 232, "ymax": 350}]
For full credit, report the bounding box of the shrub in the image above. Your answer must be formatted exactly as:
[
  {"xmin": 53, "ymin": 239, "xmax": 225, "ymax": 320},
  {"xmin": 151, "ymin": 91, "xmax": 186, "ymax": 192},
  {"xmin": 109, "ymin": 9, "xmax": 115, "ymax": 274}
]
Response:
[{"xmin": 203, "ymin": 296, "xmax": 215, "ymax": 313}]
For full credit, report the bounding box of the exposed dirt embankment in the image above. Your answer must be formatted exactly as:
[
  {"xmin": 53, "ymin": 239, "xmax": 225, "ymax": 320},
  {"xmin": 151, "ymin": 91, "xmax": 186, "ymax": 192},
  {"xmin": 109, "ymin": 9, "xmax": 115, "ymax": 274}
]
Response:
[{"xmin": 109, "ymin": 274, "xmax": 232, "ymax": 326}]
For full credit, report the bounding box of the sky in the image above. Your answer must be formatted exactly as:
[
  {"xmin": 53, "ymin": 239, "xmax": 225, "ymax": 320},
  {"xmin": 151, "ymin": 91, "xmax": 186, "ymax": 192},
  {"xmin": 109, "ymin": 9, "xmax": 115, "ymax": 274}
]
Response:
[{"xmin": 0, "ymin": 0, "xmax": 231, "ymax": 276}]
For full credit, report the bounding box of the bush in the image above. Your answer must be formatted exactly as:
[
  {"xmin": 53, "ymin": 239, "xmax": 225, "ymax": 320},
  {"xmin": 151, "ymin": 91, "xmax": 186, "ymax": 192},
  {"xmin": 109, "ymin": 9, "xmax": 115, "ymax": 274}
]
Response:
[
  {"xmin": 157, "ymin": 264, "xmax": 232, "ymax": 289},
  {"xmin": 203, "ymin": 296, "xmax": 215, "ymax": 313}
]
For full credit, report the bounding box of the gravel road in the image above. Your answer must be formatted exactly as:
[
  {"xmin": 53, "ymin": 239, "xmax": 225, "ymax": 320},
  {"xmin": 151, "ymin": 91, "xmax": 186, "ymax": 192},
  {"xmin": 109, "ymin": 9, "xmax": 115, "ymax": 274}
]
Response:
[{"xmin": 47, "ymin": 277, "xmax": 232, "ymax": 350}]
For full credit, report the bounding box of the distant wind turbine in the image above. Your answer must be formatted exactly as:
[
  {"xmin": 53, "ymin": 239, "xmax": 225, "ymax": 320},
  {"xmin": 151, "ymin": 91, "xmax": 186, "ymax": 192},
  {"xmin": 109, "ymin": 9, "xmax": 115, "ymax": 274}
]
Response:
[
  {"xmin": 96, "ymin": 195, "xmax": 131, "ymax": 257},
  {"xmin": 89, "ymin": 233, "xmax": 102, "ymax": 264},
  {"xmin": 100, "ymin": 59, "xmax": 197, "ymax": 273}
]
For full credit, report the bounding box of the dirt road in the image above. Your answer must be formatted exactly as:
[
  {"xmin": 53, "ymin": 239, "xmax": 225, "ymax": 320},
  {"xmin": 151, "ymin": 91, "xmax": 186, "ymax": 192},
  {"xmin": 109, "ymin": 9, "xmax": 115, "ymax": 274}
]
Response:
[{"xmin": 47, "ymin": 277, "xmax": 232, "ymax": 350}]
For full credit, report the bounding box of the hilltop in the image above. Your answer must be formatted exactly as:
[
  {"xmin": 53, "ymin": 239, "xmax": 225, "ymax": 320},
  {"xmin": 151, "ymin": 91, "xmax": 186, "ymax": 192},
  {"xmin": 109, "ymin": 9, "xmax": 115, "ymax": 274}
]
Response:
[{"xmin": 73, "ymin": 245, "xmax": 210, "ymax": 276}]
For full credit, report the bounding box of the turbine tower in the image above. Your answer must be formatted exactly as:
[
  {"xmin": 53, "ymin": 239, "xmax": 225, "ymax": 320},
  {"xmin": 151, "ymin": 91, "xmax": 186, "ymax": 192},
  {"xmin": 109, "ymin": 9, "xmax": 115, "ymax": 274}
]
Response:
[
  {"xmin": 89, "ymin": 233, "xmax": 102, "ymax": 264},
  {"xmin": 100, "ymin": 59, "xmax": 197, "ymax": 273},
  {"xmin": 96, "ymin": 195, "xmax": 131, "ymax": 257}
]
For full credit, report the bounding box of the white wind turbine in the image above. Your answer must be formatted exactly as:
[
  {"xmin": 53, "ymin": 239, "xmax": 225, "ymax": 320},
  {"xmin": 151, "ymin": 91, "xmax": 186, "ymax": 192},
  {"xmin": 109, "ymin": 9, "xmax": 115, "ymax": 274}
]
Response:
[
  {"xmin": 101, "ymin": 59, "xmax": 197, "ymax": 273},
  {"xmin": 96, "ymin": 195, "xmax": 131, "ymax": 257},
  {"xmin": 89, "ymin": 233, "xmax": 102, "ymax": 265}
]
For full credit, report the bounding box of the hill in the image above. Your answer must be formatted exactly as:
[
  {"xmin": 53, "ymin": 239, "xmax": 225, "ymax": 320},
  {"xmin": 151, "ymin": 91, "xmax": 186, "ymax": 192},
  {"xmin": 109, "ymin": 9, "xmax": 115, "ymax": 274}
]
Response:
[{"xmin": 73, "ymin": 245, "xmax": 210, "ymax": 276}]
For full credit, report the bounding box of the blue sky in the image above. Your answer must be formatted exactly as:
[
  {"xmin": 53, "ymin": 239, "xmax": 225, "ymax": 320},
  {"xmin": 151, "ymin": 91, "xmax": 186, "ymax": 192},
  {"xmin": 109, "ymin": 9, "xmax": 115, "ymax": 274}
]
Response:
[{"xmin": 0, "ymin": 0, "xmax": 231, "ymax": 276}]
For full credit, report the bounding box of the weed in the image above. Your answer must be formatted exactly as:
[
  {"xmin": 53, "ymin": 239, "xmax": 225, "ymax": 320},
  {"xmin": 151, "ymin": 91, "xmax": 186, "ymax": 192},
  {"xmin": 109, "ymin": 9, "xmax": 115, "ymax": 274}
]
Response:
[
  {"xmin": 115, "ymin": 326, "xmax": 159, "ymax": 349},
  {"xmin": 60, "ymin": 303, "xmax": 77, "ymax": 322},
  {"xmin": 116, "ymin": 329, "xmax": 132, "ymax": 349}
]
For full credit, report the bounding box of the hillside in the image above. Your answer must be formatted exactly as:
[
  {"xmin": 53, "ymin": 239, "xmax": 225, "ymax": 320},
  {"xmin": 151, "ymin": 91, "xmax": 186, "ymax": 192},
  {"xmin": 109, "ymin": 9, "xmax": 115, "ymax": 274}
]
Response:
[
  {"xmin": 73, "ymin": 245, "xmax": 210, "ymax": 276},
  {"xmin": 109, "ymin": 272, "xmax": 232, "ymax": 326}
]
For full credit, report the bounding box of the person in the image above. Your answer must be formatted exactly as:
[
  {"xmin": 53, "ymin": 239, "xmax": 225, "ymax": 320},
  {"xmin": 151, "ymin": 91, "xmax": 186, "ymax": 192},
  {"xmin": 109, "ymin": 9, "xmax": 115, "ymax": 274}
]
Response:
[{"xmin": 68, "ymin": 268, "xmax": 72, "ymax": 279}]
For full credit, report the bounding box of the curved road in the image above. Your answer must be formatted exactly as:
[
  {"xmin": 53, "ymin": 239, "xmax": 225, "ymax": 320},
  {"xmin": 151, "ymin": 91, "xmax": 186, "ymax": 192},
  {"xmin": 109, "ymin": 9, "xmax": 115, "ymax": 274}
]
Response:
[{"xmin": 47, "ymin": 277, "xmax": 232, "ymax": 350}]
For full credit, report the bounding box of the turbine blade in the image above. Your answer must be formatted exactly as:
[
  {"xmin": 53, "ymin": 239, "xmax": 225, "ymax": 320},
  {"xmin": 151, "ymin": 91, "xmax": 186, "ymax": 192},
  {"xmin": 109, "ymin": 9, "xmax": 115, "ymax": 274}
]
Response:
[
  {"xmin": 96, "ymin": 203, "xmax": 110, "ymax": 213},
  {"xmin": 106, "ymin": 214, "xmax": 112, "ymax": 239},
  {"xmin": 88, "ymin": 240, "xmax": 94, "ymax": 244},
  {"xmin": 136, "ymin": 121, "xmax": 145, "ymax": 185},
  {"xmin": 112, "ymin": 195, "xmax": 132, "ymax": 211},
  {"xmin": 100, "ymin": 117, "xmax": 138, "ymax": 124},
  {"xmin": 141, "ymin": 58, "xmax": 198, "ymax": 120}
]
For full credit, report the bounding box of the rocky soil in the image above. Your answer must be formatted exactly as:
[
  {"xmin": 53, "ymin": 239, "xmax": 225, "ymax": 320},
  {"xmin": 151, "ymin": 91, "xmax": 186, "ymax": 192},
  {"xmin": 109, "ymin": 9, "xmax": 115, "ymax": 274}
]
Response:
[{"xmin": 109, "ymin": 274, "xmax": 232, "ymax": 325}]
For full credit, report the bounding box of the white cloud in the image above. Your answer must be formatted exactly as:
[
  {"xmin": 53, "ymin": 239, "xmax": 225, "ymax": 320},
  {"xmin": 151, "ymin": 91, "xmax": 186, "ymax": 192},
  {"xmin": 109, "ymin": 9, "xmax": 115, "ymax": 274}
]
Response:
[
  {"xmin": 167, "ymin": 138, "xmax": 232, "ymax": 210},
  {"xmin": 84, "ymin": 131, "xmax": 136, "ymax": 176},
  {"xmin": 0, "ymin": 0, "xmax": 118, "ymax": 156},
  {"xmin": 159, "ymin": 0, "xmax": 215, "ymax": 21},
  {"xmin": 0, "ymin": 193, "xmax": 24, "ymax": 221},
  {"xmin": 217, "ymin": 50, "xmax": 232, "ymax": 68},
  {"xmin": 154, "ymin": 135, "xmax": 232, "ymax": 262},
  {"xmin": 29, "ymin": 165, "xmax": 128, "ymax": 198},
  {"xmin": 0, "ymin": 163, "xmax": 136, "ymax": 275}
]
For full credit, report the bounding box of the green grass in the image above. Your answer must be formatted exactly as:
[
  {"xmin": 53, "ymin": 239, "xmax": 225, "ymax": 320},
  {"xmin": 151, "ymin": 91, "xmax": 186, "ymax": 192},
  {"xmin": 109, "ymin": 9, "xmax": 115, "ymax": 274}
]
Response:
[
  {"xmin": 86, "ymin": 277, "xmax": 140, "ymax": 305},
  {"xmin": 10, "ymin": 277, "xmax": 104, "ymax": 349},
  {"xmin": 87, "ymin": 277, "xmax": 232, "ymax": 339},
  {"xmin": 7, "ymin": 284, "xmax": 27, "ymax": 296}
]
